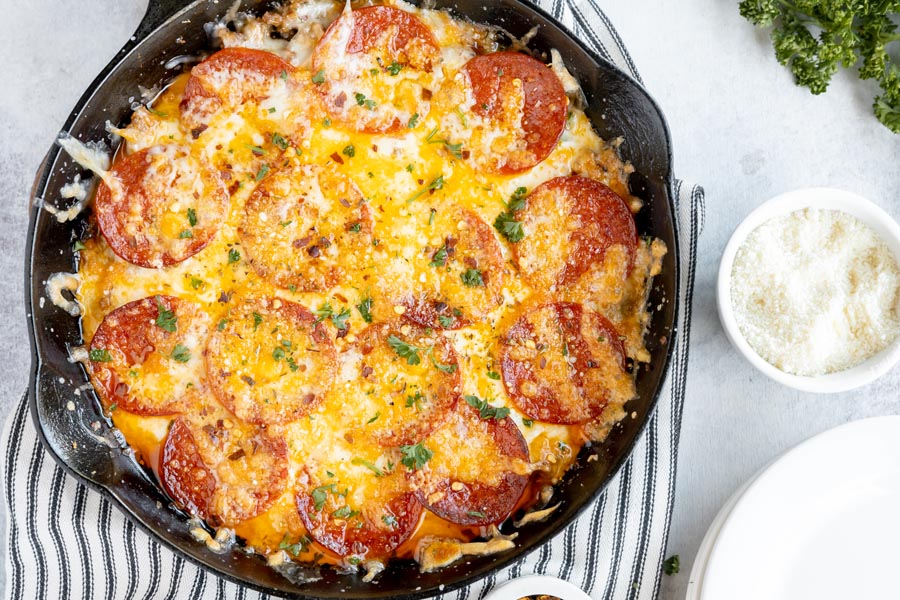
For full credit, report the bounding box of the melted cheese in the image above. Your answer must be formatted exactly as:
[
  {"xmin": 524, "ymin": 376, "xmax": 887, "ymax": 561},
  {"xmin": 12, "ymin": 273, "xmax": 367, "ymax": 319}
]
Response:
[{"xmin": 76, "ymin": 0, "xmax": 661, "ymax": 573}]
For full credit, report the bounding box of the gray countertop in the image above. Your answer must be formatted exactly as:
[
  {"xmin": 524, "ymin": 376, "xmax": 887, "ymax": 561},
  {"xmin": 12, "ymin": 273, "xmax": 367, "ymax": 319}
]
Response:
[{"xmin": 2, "ymin": 1, "xmax": 900, "ymax": 598}]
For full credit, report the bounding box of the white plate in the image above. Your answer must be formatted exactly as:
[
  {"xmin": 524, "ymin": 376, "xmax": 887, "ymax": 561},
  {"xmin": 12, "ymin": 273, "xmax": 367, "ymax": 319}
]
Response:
[
  {"xmin": 685, "ymin": 469, "xmax": 762, "ymax": 600},
  {"xmin": 700, "ymin": 416, "xmax": 900, "ymax": 600}
]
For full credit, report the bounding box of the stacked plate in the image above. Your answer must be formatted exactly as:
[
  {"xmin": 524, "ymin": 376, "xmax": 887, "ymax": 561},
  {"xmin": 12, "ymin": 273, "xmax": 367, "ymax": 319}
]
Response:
[{"xmin": 687, "ymin": 416, "xmax": 900, "ymax": 600}]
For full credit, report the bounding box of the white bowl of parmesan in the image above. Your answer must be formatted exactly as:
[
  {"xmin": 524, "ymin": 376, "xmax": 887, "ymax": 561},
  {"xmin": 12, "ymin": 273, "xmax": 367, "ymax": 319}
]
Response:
[{"xmin": 718, "ymin": 188, "xmax": 900, "ymax": 393}]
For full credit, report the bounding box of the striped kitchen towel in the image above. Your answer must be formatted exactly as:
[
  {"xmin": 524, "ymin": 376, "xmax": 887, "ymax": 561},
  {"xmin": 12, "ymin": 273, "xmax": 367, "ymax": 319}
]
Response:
[{"xmin": 2, "ymin": 0, "xmax": 704, "ymax": 598}]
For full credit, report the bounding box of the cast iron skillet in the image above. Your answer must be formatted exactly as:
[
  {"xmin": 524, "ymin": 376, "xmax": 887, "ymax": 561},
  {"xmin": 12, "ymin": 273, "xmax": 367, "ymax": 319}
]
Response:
[{"xmin": 26, "ymin": 0, "xmax": 678, "ymax": 597}]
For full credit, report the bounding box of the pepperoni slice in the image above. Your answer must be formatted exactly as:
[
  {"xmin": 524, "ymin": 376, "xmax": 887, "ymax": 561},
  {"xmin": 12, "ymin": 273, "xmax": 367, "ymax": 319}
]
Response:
[
  {"xmin": 160, "ymin": 410, "xmax": 288, "ymax": 527},
  {"xmin": 500, "ymin": 302, "xmax": 633, "ymax": 424},
  {"xmin": 462, "ymin": 52, "xmax": 568, "ymax": 174},
  {"xmin": 512, "ymin": 175, "xmax": 638, "ymax": 292},
  {"xmin": 206, "ymin": 297, "xmax": 337, "ymax": 425},
  {"xmin": 94, "ymin": 146, "xmax": 228, "ymax": 268},
  {"xmin": 311, "ymin": 5, "xmax": 441, "ymax": 133},
  {"xmin": 334, "ymin": 321, "xmax": 461, "ymax": 446},
  {"xmin": 88, "ymin": 295, "xmax": 210, "ymax": 416},
  {"xmin": 394, "ymin": 204, "xmax": 505, "ymax": 330},
  {"xmin": 238, "ymin": 162, "xmax": 373, "ymax": 293},
  {"xmin": 408, "ymin": 402, "xmax": 530, "ymax": 526},
  {"xmin": 180, "ymin": 48, "xmax": 294, "ymax": 132},
  {"xmin": 296, "ymin": 467, "xmax": 422, "ymax": 559}
]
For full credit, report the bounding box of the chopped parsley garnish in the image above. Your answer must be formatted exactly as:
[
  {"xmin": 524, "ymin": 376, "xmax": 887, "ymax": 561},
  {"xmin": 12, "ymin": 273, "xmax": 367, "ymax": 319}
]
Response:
[
  {"xmin": 244, "ymin": 143, "xmax": 266, "ymax": 156},
  {"xmin": 354, "ymin": 92, "xmax": 376, "ymax": 109},
  {"xmin": 313, "ymin": 302, "xmax": 333, "ymax": 324},
  {"xmin": 399, "ymin": 442, "xmax": 433, "ymax": 470},
  {"xmin": 425, "ymin": 128, "xmax": 464, "ymax": 159},
  {"xmin": 252, "ymin": 311, "xmax": 263, "ymax": 331},
  {"xmin": 273, "ymin": 347, "xmax": 286, "ymax": 361},
  {"xmin": 227, "ymin": 248, "xmax": 241, "ymax": 264},
  {"xmin": 522, "ymin": 418, "xmax": 534, "ymax": 427},
  {"xmin": 342, "ymin": 144, "xmax": 356, "ymax": 158},
  {"xmin": 356, "ymin": 296, "xmax": 374, "ymax": 323},
  {"xmin": 429, "ymin": 245, "xmax": 448, "ymax": 267},
  {"xmin": 663, "ymin": 554, "xmax": 680, "ymax": 576},
  {"xmin": 406, "ymin": 175, "xmax": 445, "ymax": 203},
  {"xmin": 155, "ymin": 297, "xmax": 177, "ymax": 332},
  {"xmin": 89, "ymin": 348, "xmax": 112, "ymax": 362},
  {"xmin": 437, "ymin": 314, "xmax": 454, "ymax": 328},
  {"xmin": 72, "ymin": 240, "xmax": 86, "ymax": 251},
  {"xmin": 189, "ymin": 276, "xmax": 203, "ymax": 290},
  {"xmin": 405, "ymin": 390, "xmax": 425, "ymax": 411},
  {"xmin": 405, "ymin": 163, "xmax": 414, "ymax": 173},
  {"xmin": 186, "ymin": 207, "xmax": 198, "ymax": 226},
  {"xmin": 217, "ymin": 319, "xmax": 228, "ymax": 331},
  {"xmin": 407, "ymin": 113, "xmax": 419, "ymax": 128},
  {"xmin": 323, "ymin": 117, "xmax": 332, "ymax": 127},
  {"xmin": 311, "ymin": 484, "xmax": 337, "ymax": 511},
  {"xmin": 146, "ymin": 107, "xmax": 167, "ymax": 117},
  {"xmin": 387, "ymin": 61, "xmax": 403, "ymax": 75},
  {"xmin": 464, "ymin": 395, "xmax": 510, "ymax": 420},
  {"xmin": 332, "ymin": 505, "xmax": 357, "ymax": 519},
  {"xmin": 170, "ymin": 344, "xmax": 191, "ymax": 363},
  {"xmin": 494, "ymin": 187, "xmax": 528, "ymax": 243},
  {"xmin": 177, "ymin": 229, "xmax": 194, "ymax": 239},
  {"xmin": 348, "ymin": 222, "xmax": 362, "ymax": 233},
  {"xmin": 280, "ymin": 70, "xmax": 288, "ymax": 81},
  {"xmin": 255, "ymin": 163, "xmax": 269, "ymax": 181},
  {"xmin": 387, "ymin": 335, "xmax": 422, "ymax": 365},
  {"xmin": 460, "ymin": 268, "xmax": 484, "ymax": 287},
  {"xmin": 430, "ymin": 355, "xmax": 457, "ymax": 373},
  {"xmin": 311, "ymin": 69, "xmax": 326, "ymax": 85},
  {"xmin": 366, "ymin": 411, "xmax": 380, "ymax": 424},
  {"xmin": 382, "ymin": 515, "xmax": 398, "ymax": 528},
  {"xmin": 486, "ymin": 370, "xmax": 501, "ymax": 380},
  {"xmin": 494, "ymin": 212, "xmax": 524, "ymax": 243},
  {"xmin": 278, "ymin": 534, "xmax": 310, "ymax": 557},
  {"xmin": 331, "ymin": 307, "xmax": 351, "ymax": 330},
  {"xmin": 351, "ymin": 457, "xmax": 384, "ymax": 477},
  {"xmin": 428, "ymin": 208, "xmax": 436, "ymax": 226},
  {"xmin": 272, "ymin": 132, "xmax": 289, "ymax": 151},
  {"xmin": 467, "ymin": 510, "xmax": 487, "ymax": 519}
]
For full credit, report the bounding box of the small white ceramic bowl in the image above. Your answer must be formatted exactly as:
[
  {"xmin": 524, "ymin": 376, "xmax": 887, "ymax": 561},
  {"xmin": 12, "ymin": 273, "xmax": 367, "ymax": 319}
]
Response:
[
  {"xmin": 717, "ymin": 187, "xmax": 900, "ymax": 393},
  {"xmin": 482, "ymin": 575, "xmax": 592, "ymax": 600}
]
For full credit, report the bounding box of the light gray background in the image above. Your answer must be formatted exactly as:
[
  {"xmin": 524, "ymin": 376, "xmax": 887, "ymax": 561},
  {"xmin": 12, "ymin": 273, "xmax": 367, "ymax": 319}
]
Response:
[{"xmin": 2, "ymin": 1, "xmax": 899, "ymax": 598}]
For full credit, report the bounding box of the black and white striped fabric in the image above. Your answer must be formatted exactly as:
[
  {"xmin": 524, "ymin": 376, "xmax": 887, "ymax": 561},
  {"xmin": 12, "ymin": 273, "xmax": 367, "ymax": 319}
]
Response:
[{"xmin": 2, "ymin": 1, "xmax": 704, "ymax": 598}]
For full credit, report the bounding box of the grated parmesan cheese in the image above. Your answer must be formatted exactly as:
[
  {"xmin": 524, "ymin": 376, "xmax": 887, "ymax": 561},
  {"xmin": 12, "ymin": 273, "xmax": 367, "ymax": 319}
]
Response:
[{"xmin": 731, "ymin": 208, "xmax": 900, "ymax": 376}]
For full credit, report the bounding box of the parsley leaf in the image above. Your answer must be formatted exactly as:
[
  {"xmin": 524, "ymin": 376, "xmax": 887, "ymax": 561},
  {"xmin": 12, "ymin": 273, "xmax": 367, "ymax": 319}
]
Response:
[
  {"xmin": 227, "ymin": 248, "xmax": 241, "ymax": 264},
  {"xmin": 331, "ymin": 307, "xmax": 351, "ymax": 330},
  {"xmin": 429, "ymin": 245, "xmax": 448, "ymax": 267},
  {"xmin": 464, "ymin": 395, "xmax": 510, "ymax": 420},
  {"xmin": 170, "ymin": 344, "xmax": 191, "ymax": 363},
  {"xmin": 255, "ymin": 163, "xmax": 269, "ymax": 181},
  {"xmin": 272, "ymin": 132, "xmax": 290, "ymax": 151},
  {"xmin": 460, "ymin": 268, "xmax": 484, "ymax": 287},
  {"xmin": 89, "ymin": 348, "xmax": 112, "ymax": 362},
  {"xmin": 351, "ymin": 457, "xmax": 384, "ymax": 476},
  {"xmin": 311, "ymin": 69, "xmax": 326, "ymax": 85},
  {"xmin": 387, "ymin": 335, "xmax": 422, "ymax": 365},
  {"xmin": 311, "ymin": 484, "xmax": 336, "ymax": 511},
  {"xmin": 399, "ymin": 442, "xmax": 433, "ymax": 470},
  {"xmin": 408, "ymin": 113, "xmax": 419, "ymax": 128},
  {"xmin": 357, "ymin": 296, "xmax": 374, "ymax": 323},
  {"xmin": 342, "ymin": 144, "xmax": 356, "ymax": 158},
  {"xmin": 155, "ymin": 297, "xmax": 177, "ymax": 332},
  {"xmin": 186, "ymin": 207, "xmax": 197, "ymax": 226},
  {"xmin": 387, "ymin": 61, "xmax": 403, "ymax": 75},
  {"xmin": 252, "ymin": 311, "xmax": 263, "ymax": 331},
  {"xmin": 663, "ymin": 554, "xmax": 680, "ymax": 576},
  {"xmin": 494, "ymin": 187, "xmax": 528, "ymax": 243},
  {"xmin": 177, "ymin": 229, "xmax": 194, "ymax": 239}
]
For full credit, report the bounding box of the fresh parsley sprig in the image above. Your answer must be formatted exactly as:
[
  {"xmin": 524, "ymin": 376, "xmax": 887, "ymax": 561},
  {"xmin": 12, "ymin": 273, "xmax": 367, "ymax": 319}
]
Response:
[{"xmin": 739, "ymin": 0, "xmax": 900, "ymax": 132}]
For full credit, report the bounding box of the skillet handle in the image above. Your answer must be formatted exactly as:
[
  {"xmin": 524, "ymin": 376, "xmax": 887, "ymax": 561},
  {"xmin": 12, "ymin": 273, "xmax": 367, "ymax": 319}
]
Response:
[{"xmin": 134, "ymin": 0, "xmax": 190, "ymax": 40}]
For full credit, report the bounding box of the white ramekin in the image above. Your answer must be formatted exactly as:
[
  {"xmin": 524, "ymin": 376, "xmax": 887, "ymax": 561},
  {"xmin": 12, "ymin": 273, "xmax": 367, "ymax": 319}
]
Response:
[
  {"xmin": 482, "ymin": 575, "xmax": 592, "ymax": 600},
  {"xmin": 717, "ymin": 187, "xmax": 900, "ymax": 393}
]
